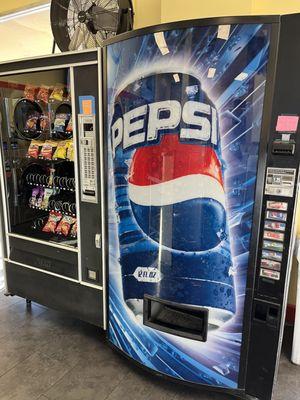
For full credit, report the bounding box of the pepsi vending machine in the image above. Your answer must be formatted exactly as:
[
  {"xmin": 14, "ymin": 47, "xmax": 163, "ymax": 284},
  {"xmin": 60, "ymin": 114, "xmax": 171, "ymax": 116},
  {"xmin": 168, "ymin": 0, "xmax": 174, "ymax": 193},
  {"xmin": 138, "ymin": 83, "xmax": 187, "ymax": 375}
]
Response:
[{"xmin": 104, "ymin": 14, "xmax": 300, "ymax": 400}]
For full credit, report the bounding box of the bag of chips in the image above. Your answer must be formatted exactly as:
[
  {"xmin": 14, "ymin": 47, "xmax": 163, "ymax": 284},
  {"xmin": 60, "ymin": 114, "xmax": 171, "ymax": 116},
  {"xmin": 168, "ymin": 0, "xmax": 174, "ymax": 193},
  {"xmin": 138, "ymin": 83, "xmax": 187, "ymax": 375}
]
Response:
[
  {"xmin": 66, "ymin": 118, "xmax": 73, "ymax": 133},
  {"xmin": 24, "ymin": 84, "xmax": 36, "ymax": 101},
  {"xmin": 56, "ymin": 215, "xmax": 76, "ymax": 237},
  {"xmin": 40, "ymin": 115, "xmax": 50, "ymax": 132},
  {"xmin": 54, "ymin": 113, "xmax": 69, "ymax": 134},
  {"xmin": 40, "ymin": 140, "xmax": 57, "ymax": 160},
  {"xmin": 66, "ymin": 141, "xmax": 74, "ymax": 161},
  {"xmin": 25, "ymin": 114, "xmax": 39, "ymax": 131},
  {"xmin": 29, "ymin": 187, "xmax": 40, "ymax": 207},
  {"xmin": 65, "ymin": 92, "xmax": 71, "ymax": 102},
  {"xmin": 50, "ymin": 85, "xmax": 64, "ymax": 102},
  {"xmin": 70, "ymin": 220, "xmax": 77, "ymax": 238},
  {"xmin": 41, "ymin": 188, "xmax": 53, "ymax": 210},
  {"xmin": 42, "ymin": 211, "xmax": 62, "ymax": 233},
  {"xmin": 36, "ymin": 188, "xmax": 45, "ymax": 208},
  {"xmin": 48, "ymin": 168, "xmax": 55, "ymax": 187},
  {"xmin": 27, "ymin": 140, "xmax": 43, "ymax": 159},
  {"xmin": 53, "ymin": 141, "xmax": 68, "ymax": 160},
  {"xmin": 37, "ymin": 85, "xmax": 49, "ymax": 103}
]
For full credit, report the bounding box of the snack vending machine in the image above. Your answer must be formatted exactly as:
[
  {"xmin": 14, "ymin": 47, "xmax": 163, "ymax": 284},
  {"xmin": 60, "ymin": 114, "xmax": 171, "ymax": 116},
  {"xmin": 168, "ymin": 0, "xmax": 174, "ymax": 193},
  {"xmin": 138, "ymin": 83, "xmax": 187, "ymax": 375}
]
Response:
[
  {"xmin": 0, "ymin": 49, "xmax": 106, "ymax": 327},
  {"xmin": 105, "ymin": 13, "xmax": 300, "ymax": 400}
]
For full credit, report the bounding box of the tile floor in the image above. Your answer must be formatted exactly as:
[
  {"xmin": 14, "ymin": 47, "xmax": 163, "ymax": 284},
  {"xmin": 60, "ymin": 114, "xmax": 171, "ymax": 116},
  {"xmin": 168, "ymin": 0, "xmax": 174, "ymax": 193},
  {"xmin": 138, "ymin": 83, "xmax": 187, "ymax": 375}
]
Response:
[{"xmin": 0, "ymin": 291, "xmax": 298, "ymax": 400}]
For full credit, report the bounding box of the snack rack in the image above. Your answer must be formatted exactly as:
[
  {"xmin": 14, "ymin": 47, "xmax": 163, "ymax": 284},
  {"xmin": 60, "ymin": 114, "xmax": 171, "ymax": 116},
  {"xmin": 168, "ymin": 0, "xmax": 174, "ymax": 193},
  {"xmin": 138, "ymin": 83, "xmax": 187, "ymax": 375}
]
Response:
[{"xmin": 1, "ymin": 77, "xmax": 78, "ymax": 246}]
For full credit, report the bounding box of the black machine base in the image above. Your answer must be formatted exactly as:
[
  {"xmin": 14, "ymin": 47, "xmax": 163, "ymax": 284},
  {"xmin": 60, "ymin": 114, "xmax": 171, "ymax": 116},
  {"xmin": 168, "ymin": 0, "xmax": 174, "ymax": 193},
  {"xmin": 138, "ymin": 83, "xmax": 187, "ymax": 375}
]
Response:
[{"xmin": 5, "ymin": 262, "xmax": 103, "ymax": 327}]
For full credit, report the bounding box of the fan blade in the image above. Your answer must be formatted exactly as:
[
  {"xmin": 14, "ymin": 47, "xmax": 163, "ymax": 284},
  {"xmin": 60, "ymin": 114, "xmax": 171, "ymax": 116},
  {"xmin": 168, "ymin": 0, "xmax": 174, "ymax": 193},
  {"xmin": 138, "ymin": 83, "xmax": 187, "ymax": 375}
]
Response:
[
  {"xmin": 69, "ymin": 25, "xmax": 84, "ymax": 51},
  {"xmin": 95, "ymin": 32, "xmax": 105, "ymax": 46},
  {"xmin": 84, "ymin": 30, "xmax": 96, "ymax": 48},
  {"xmin": 71, "ymin": 0, "xmax": 82, "ymax": 12},
  {"xmin": 81, "ymin": 0, "xmax": 95, "ymax": 12},
  {"xmin": 90, "ymin": 6, "xmax": 119, "ymax": 32},
  {"xmin": 98, "ymin": 0, "xmax": 119, "ymax": 11}
]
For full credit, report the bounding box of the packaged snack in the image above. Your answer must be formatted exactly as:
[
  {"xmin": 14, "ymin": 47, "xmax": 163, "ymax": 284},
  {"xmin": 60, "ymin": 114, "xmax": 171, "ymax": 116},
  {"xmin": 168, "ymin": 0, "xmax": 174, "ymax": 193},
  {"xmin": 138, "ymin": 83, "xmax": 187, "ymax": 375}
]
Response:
[
  {"xmin": 53, "ymin": 113, "xmax": 69, "ymax": 134},
  {"xmin": 37, "ymin": 85, "xmax": 49, "ymax": 103},
  {"xmin": 41, "ymin": 188, "xmax": 53, "ymax": 209},
  {"xmin": 65, "ymin": 92, "xmax": 71, "ymax": 102},
  {"xmin": 36, "ymin": 188, "xmax": 45, "ymax": 208},
  {"xmin": 66, "ymin": 118, "xmax": 73, "ymax": 133},
  {"xmin": 53, "ymin": 141, "xmax": 68, "ymax": 160},
  {"xmin": 56, "ymin": 215, "xmax": 76, "ymax": 237},
  {"xmin": 70, "ymin": 220, "xmax": 77, "ymax": 238},
  {"xmin": 27, "ymin": 140, "xmax": 43, "ymax": 159},
  {"xmin": 66, "ymin": 141, "xmax": 74, "ymax": 161},
  {"xmin": 25, "ymin": 114, "xmax": 39, "ymax": 132},
  {"xmin": 48, "ymin": 168, "xmax": 55, "ymax": 187},
  {"xmin": 40, "ymin": 140, "xmax": 58, "ymax": 160},
  {"xmin": 50, "ymin": 85, "xmax": 64, "ymax": 102},
  {"xmin": 29, "ymin": 187, "xmax": 40, "ymax": 207},
  {"xmin": 24, "ymin": 84, "xmax": 36, "ymax": 101},
  {"xmin": 40, "ymin": 115, "xmax": 50, "ymax": 132},
  {"xmin": 42, "ymin": 211, "xmax": 62, "ymax": 233}
]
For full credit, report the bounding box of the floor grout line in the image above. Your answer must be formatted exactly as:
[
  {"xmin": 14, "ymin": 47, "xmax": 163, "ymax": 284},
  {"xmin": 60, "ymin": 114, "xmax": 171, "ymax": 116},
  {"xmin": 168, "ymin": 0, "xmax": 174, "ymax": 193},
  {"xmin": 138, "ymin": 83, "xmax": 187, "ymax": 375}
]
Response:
[
  {"xmin": 0, "ymin": 351, "xmax": 36, "ymax": 380},
  {"xmin": 102, "ymin": 368, "xmax": 133, "ymax": 400},
  {"xmin": 40, "ymin": 357, "xmax": 88, "ymax": 398}
]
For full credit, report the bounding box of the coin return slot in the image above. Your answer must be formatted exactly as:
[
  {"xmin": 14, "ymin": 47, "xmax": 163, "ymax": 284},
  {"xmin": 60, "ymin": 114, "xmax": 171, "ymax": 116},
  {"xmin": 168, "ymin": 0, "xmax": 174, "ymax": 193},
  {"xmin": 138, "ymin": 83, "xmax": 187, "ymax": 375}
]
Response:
[
  {"xmin": 143, "ymin": 295, "xmax": 208, "ymax": 342},
  {"xmin": 253, "ymin": 300, "xmax": 280, "ymax": 328},
  {"xmin": 87, "ymin": 269, "xmax": 97, "ymax": 282}
]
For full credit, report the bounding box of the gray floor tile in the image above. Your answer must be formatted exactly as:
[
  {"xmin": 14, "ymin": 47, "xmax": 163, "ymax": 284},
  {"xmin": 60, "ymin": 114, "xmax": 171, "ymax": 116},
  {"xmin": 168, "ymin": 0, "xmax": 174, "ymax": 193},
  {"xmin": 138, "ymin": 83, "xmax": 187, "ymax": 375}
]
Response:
[
  {"xmin": 0, "ymin": 294, "xmax": 23, "ymax": 311},
  {"xmin": 38, "ymin": 330, "xmax": 108, "ymax": 369},
  {"xmin": 0, "ymin": 290, "xmax": 298, "ymax": 400},
  {"xmin": 0, "ymin": 300, "xmax": 47, "ymax": 340},
  {"xmin": 273, "ymin": 357, "xmax": 300, "ymax": 400},
  {"xmin": 0, "ymin": 352, "xmax": 71, "ymax": 400},
  {"xmin": 43, "ymin": 354, "xmax": 131, "ymax": 400},
  {"xmin": 106, "ymin": 369, "xmax": 176, "ymax": 400}
]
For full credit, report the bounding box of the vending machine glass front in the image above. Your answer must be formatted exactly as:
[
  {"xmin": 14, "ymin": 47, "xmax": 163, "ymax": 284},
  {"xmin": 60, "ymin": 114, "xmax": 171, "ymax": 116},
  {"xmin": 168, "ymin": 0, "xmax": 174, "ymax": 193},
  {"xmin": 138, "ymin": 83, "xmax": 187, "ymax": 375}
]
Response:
[
  {"xmin": 106, "ymin": 23, "xmax": 272, "ymax": 389},
  {"xmin": 0, "ymin": 69, "xmax": 78, "ymax": 248}
]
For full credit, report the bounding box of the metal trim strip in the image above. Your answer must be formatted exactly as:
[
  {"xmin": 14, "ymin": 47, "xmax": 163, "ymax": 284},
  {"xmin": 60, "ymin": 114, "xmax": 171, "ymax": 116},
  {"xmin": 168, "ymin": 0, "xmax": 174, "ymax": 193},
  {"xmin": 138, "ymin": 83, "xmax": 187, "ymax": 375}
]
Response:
[
  {"xmin": 70, "ymin": 66, "xmax": 83, "ymax": 282},
  {"xmin": 8, "ymin": 233, "xmax": 78, "ymax": 253},
  {"xmin": 98, "ymin": 48, "xmax": 107, "ymax": 330}
]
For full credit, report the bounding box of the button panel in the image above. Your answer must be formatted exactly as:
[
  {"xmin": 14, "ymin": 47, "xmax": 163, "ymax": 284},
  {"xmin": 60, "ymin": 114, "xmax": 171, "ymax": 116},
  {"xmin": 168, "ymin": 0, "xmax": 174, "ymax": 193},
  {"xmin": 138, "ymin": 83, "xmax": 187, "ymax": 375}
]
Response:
[
  {"xmin": 78, "ymin": 114, "xmax": 98, "ymax": 203},
  {"xmin": 259, "ymin": 201, "xmax": 289, "ymax": 282}
]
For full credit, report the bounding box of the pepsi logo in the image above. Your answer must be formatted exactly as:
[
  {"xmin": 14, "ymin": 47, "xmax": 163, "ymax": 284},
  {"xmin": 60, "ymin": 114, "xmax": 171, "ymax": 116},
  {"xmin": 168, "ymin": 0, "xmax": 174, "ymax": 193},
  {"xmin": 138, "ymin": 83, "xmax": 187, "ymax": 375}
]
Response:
[
  {"xmin": 128, "ymin": 134, "xmax": 227, "ymax": 252},
  {"xmin": 111, "ymin": 99, "xmax": 218, "ymax": 158}
]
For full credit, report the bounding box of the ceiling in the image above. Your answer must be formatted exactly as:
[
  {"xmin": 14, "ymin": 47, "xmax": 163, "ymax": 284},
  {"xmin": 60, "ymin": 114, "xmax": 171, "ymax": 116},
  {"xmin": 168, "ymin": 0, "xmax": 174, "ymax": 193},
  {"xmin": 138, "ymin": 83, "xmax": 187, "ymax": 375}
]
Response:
[
  {"xmin": 0, "ymin": 1, "xmax": 47, "ymax": 14},
  {"xmin": 0, "ymin": 3, "xmax": 54, "ymax": 63}
]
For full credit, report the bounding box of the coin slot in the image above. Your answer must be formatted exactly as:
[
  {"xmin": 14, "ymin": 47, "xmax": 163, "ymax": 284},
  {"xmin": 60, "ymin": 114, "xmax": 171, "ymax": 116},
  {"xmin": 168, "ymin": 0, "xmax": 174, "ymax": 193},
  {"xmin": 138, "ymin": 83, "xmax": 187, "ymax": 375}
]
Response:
[
  {"xmin": 254, "ymin": 301, "xmax": 268, "ymax": 322},
  {"xmin": 272, "ymin": 141, "xmax": 295, "ymax": 155},
  {"xmin": 253, "ymin": 300, "xmax": 280, "ymax": 328}
]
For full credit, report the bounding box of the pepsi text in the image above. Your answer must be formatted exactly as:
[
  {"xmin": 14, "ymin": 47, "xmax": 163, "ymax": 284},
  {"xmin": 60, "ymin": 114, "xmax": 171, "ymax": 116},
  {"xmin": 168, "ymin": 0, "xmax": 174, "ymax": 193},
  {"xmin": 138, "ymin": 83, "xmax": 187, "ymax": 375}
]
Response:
[{"xmin": 111, "ymin": 100, "xmax": 218, "ymax": 157}]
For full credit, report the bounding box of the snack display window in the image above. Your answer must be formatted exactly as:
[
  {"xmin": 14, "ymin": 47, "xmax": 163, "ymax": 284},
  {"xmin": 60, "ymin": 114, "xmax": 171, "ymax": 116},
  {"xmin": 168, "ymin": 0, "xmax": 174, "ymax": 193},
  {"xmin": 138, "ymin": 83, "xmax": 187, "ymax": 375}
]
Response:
[{"xmin": 0, "ymin": 69, "xmax": 77, "ymax": 248}]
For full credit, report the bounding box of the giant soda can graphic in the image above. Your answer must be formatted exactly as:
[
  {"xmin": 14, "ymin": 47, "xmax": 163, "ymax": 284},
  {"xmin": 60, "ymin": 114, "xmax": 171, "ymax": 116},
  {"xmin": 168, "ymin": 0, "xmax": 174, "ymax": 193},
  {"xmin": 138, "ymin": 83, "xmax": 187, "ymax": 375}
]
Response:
[{"xmin": 111, "ymin": 72, "xmax": 236, "ymax": 329}]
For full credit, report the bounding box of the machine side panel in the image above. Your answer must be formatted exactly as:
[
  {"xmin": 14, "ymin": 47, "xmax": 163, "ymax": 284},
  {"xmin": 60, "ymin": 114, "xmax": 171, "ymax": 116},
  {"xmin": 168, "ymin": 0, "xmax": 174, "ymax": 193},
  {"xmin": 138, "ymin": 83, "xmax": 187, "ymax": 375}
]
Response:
[{"xmin": 246, "ymin": 13, "xmax": 300, "ymax": 400}]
